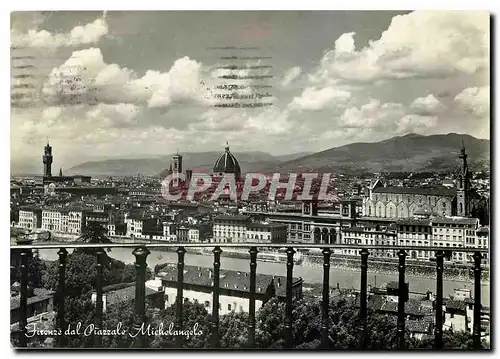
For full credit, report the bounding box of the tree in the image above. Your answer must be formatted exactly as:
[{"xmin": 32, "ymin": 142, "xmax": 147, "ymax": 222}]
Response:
[
  {"xmin": 254, "ymin": 295, "xmax": 406, "ymax": 349},
  {"xmin": 149, "ymin": 300, "xmax": 211, "ymax": 348},
  {"xmin": 219, "ymin": 311, "xmax": 249, "ymax": 348},
  {"xmin": 101, "ymin": 300, "xmax": 158, "ymax": 348},
  {"xmin": 42, "ymin": 251, "xmax": 152, "ymax": 297},
  {"xmin": 62, "ymin": 293, "xmax": 96, "ymax": 348},
  {"xmin": 408, "ymin": 329, "xmax": 490, "ymax": 350},
  {"xmin": 99, "ymin": 299, "xmax": 212, "ymax": 349},
  {"xmin": 11, "ymin": 250, "xmax": 47, "ymax": 288},
  {"xmin": 76, "ymin": 222, "xmax": 113, "ymax": 254}
]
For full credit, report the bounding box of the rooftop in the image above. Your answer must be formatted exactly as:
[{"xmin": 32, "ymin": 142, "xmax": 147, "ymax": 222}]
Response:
[
  {"xmin": 104, "ymin": 284, "xmax": 159, "ymax": 307},
  {"xmin": 397, "ymin": 218, "xmax": 431, "ymax": 226},
  {"xmin": 373, "ymin": 186, "xmax": 456, "ymax": 197},
  {"xmin": 477, "ymin": 227, "xmax": 489, "ymax": 234},
  {"xmin": 431, "ymin": 217, "xmax": 478, "ymax": 225},
  {"xmin": 11, "ymin": 288, "xmax": 55, "ymax": 310},
  {"xmin": 247, "ymin": 222, "xmax": 287, "ymax": 230},
  {"xmin": 214, "ymin": 214, "xmax": 250, "ymax": 222},
  {"xmin": 157, "ymin": 264, "xmax": 302, "ymax": 297}
]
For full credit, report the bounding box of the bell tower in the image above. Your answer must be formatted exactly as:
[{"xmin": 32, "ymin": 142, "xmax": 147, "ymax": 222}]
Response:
[
  {"xmin": 172, "ymin": 151, "xmax": 183, "ymax": 187},
  {"xmin": 42, "ymin": 142, "xmax": 53, "ymax": 178},
  {"xmin": 457, "ymin": 141, "xmax": 469, "ymax": 216}
]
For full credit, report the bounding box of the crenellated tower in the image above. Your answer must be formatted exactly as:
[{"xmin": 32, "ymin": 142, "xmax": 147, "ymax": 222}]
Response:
[
  {"xmin": 172, "ymin": 151, "xmax": 183, "ymax": 187},
  {"xmin": 42, "ymin": 142, "xmax": 53, "ymax": 178}
]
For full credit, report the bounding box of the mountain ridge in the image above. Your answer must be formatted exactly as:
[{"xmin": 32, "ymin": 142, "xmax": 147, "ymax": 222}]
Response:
[
  {"xmin": 62, "ymin": 133, "xmax": 489, "ymax": 176},
  {"xmin": 267, "ymin": 133, "xmax": 489, "ymax": 174}
]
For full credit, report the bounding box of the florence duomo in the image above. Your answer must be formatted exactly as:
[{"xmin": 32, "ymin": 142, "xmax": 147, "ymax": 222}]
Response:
[{"xmin": 10, "ymin": 10, "xmax": 490, "ymax": 351}]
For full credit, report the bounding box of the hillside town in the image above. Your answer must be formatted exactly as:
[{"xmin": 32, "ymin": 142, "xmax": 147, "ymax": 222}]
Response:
[
  {"xmin": 12, "ymin": 142, "xmax": 490, "ymax": 264},
  {"xmin": 10, "ymin": 139, "xmax": 491, "ymax": 346},
  {"xmin": 10, "ymin": 10, "xmax": 490, "ymax": 351}
]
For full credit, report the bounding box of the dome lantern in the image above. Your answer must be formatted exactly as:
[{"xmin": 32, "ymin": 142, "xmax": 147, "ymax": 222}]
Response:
[{"xmin": 213, "ymin": 143, "xmax": 241, "ymax": 178}]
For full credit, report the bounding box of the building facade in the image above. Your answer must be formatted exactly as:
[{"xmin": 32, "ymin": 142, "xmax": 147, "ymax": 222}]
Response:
[
  {"xmin": 40, "ymin": 208, "xmax": 85, "ymax": 234},
  {"xmin": 18, "ymin": 207, "xmax": 42, "ymax": 230},
  {"xmin": 212, "ymin": 214, "xmax": 287, "ymax": 243},
  {"xmin": 362, "ymin": 145, "xmax": 482, "ymax": 220},
  {"xmin": 363, "ymin": 183, "xmax": 455, "ymax": 219},
  {"xmin": 155, "ymin": 264, "xmax": 303, "ymax": 315}
]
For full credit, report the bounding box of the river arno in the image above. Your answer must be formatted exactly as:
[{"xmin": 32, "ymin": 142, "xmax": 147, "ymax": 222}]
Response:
[{"xmin": 38, "ymin": 248, "xmax": 490, "ymax": 306}]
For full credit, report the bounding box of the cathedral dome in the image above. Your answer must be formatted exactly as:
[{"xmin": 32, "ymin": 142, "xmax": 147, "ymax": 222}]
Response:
[{"xmin": 213, "ymin": 143, "xmax": 241, "ymax": 177}]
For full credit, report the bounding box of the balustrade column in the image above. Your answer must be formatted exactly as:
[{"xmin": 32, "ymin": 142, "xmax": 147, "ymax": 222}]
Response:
[
  {"xmin": 57, "ymin": 248, "xmax": 68, "ymax": 347},
  {"xmin": 18, "ymin": 247, "xmax": 32, "ymax": 348},
  {"xmin": 397, "ymin": 249, "xmax": 407, "ymax": 349},
  {"xmin": 248, "ymin": 247, "xmax": 258, "ymax": 348},
  {"xmin": 94, "ymin": 249, "xmax": 106, "ymax": 348},
  {"xmin": 434, "ymin": 251, "xmax": 444, "ymax": 349},
  {"xmin": 176, "ymin": 247, "xmax": 186, "ymax": 348},
  {"xmin": 473, "ymin": 251, "xmax": 482, "ymax": 349},
  {"xmin": 359, "ymin": 248, "xmax": 369, "ymax": 349},
  {"xmin": 132, "ymin": 247, "xmax": 150, "ymax": 348},
  {"xmin": 211, "ymin": 247, "xmax": 222, "ymax": 349},
  {"xmin": 284, "ymin": 247, "xmax": 295, "ymax": 349},
  {"xmin": 321, "ymin": 248, "xmax": 331, "ymax": 349}
]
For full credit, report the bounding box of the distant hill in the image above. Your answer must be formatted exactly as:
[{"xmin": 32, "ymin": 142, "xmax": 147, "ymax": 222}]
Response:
[
  {"xmin": 267, "ymin": 133, "xmax": 490, "ymax": 174},
  {"xmin": 66, "ymin": 151, "xmax": 314, "ymax": 177},
  {"xmin": 59, "ymin": 133, "xmax": 490, "ymax": 176}
]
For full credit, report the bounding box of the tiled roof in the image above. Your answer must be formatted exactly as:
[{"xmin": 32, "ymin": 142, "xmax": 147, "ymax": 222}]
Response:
[
  {"xmin": 379, "ymin": 298, "xmax": 432, "ymax": 317},
  {"xmin": 445, "ymin": 299, "xmax": 468, "ymax": 311},
  {"xmin": 373, "ymin": 186, "xmax": 456, "ymax": 196},
  {"xmin": 157, "ymin": 264, "xmax": 302, "ymax": 298},
  {"xmin": 397, "ymin": 218, "xmax": 431, "ymax": 226},
  {"xmin": 10, "ymin": 288, "xmax": 55, "ymax": 310},
  {"xmin": 214, "ymin": 214, "xmax": 250, "ymax": 221},
  {"xmin": 105, "ymin": 284, "xmax": 159, "ymax": 307},
  {"xmin": 432, "ymin": 217, "xmax": 478, "ymax": 225},
  {"xmin": 19, "ymin": 205, "xmax": 42, "ymax": 212},
  {"xmin": 477, "ymin": 227, "xmax": 489, "ymax": 234},
  {"xmin": 247, "ymin": 222, "xmax": 287, "ymax": 230},
  {"xmin": 407, "ymin": 320, "xmax": 431, "ymax": 333}
]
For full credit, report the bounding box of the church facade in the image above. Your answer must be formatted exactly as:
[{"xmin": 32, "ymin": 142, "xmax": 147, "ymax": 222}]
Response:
[
  {"xmin": 363, "ymin": 144, "xmax": 477, "ymax": 220},
  {"xmin": 363, "ymin": 184, "xmax": 456, "ymax": 218}
]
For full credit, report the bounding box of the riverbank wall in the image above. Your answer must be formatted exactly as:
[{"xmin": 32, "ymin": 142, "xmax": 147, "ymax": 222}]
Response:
[{"xmin": 33, "ymin": 235, "xmax": 488, "ymax": 283}]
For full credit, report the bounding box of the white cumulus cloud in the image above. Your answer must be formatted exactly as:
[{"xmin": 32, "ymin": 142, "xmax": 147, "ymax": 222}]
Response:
[
  {"xmin": 340, "ymin": 99, "xmax": 405, "ymax": 129},
  {"xmin": 309, "ymin": 10, "xmax": 489, "ymax": 84},
  {"xmin": 289, "ymin": 87, "xmax": 351, "ymax": 111},
  {"xmin": 410, "ymin": 94, "xmax": 444, "ymax": 113},
  {"xmin": 396, "ymin": 114, "xmax": 438, "ymax": 133},
  {"xmin": 11, "ymin": 17, "xmax": 108, "ymax": 49},
  {"xmin": 281, "ymin": 66, "xmax": 302, "ymax": 86},
  {"xmin": 454, "ymin": 86, "xmax": 489, "ymax": 118},
  {"xmin": 42, "ymin": 48, "xmax": 206, "ymax": 109}
]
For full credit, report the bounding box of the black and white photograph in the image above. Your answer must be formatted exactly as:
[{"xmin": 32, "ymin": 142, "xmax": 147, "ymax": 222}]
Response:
[{"xmin": 9, "ymin": 9, "xmax": 491, "ymax": 350}]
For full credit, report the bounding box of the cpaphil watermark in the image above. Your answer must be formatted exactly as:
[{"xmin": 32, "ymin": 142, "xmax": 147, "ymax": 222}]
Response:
[
  {"xmin": 25, "ymin": 322, "xmax": 203, "ymax": 340},
  {"xmin": 161, "ymin": 172, "xmax": 338, "ymax": 202}
]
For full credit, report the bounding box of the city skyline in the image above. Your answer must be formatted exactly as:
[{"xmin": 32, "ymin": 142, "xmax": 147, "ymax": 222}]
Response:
[{"xmin": 11, "ymin": 11, "xmax": 490, "ymax": 171}]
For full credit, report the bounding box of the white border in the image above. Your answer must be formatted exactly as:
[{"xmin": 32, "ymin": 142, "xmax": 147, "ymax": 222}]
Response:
[{"xmin": 2, "ymin": 2, "xmax": 497, "ymax": 358}]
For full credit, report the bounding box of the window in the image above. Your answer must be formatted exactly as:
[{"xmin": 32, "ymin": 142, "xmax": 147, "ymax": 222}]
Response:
[{"xmin": 228, "ymin": 304, "xmax": 232, "ymax": 311}]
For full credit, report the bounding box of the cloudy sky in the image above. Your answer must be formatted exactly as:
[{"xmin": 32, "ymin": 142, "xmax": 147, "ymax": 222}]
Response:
[{"xmin": 10, "ymin": 10, "xmax": 490, "ymax": 173}]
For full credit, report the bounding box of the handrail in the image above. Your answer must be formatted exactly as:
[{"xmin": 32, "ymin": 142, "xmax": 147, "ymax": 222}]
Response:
[
  {"xmin": 10, "ymin": 242, "xmax": 490, "ymax": 252},
  {"xmin": 10, "ymin": 242, "xmax": 488, "ymax": 350}
]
